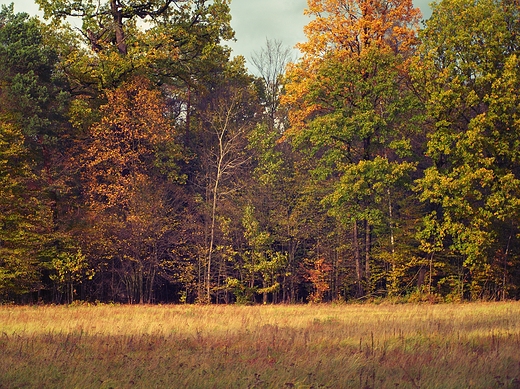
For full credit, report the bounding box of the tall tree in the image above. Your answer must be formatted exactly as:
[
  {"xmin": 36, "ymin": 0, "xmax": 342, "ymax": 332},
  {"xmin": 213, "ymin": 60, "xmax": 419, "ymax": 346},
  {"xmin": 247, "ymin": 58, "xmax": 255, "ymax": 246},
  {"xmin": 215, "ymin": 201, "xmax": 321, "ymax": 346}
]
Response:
[
  {"xmin": 0, "ymin": 119, "xmax": 43, "ymax": 298},
  {"xmin": 283, "ymin": 0, "xmax": 422, "ymax": 297},
  {"xmin": 192, "ymin": 59, "xmax": 260, "ymax": 302},
  {"xmin": 35, "ymin": 0, "xmax": 234, "ymax": 92},
  {"xmin": 246, "ymin": 39, "xmax": 306, "ymax": 303},
  {"xmin": 81, "ymin": 76, "xmax": 183, "ymax": 303},
  {"xmin": 413, "ymin": 0, "xmax": 520, "ymax": 299},
  {"xmin": 251, "ymin": 39, "xmax": 293, "ymax": 132},
  {"xmin": 36, "ymin": 0, "xmax": 195, "ymax": 55},
  {"xmin": 0, "ymin": 6, "xmax": 71, "ymax": 301}
]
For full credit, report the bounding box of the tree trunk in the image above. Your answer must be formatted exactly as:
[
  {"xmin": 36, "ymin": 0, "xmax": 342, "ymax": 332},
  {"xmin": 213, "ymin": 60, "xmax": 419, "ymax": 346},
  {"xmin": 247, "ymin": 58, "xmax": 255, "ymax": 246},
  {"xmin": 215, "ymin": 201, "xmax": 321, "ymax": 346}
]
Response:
[
  {"xmin": 110, "ymin": 0, "xmax": 127, "ymax": 55},
  {"xmin": 139, "ymin": 267, "xmax": 144, "ymax": 304},
  {"xmin": 365, "ymin": 220, "xmax": 371, "ymax": 286},
  {"xmin": 207, "ymin": 133, "xmax": 224, "ymax": 303},
  {"xmin": 387, "ymin": 187, "xmax": 395, "ymax": 256},
  {"xmin": 353, "ymin": 220, "xmax": 363, "ymax": 297},
  {"xmin": 147, "ymin": 264, "xmax": 156, "ymax": 304}
]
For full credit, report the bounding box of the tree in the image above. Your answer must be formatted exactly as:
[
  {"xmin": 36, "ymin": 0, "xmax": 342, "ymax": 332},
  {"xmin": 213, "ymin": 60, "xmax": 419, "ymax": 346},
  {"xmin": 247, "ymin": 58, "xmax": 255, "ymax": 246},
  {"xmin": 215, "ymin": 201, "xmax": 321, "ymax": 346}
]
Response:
[
  {"xmin": 0, "ymin": 6, "xmax": 72, "ymax": 301},
  {"xmin": 413, "ymin": 0, "xmax": 520, "ymax": 299},
  {"xmin": 247, "ymin": 39, "xmax": 308, "ymax": 303},
  {"xmin": 283, "ymin": 0, "xmax": 422, "ymax": 297},
  {"xmin": 29, "ymin": 0, "xmax": 236, "ymax": 303},
  {"xmin": 50, "ymin": 249, "xmax": 93, "ymax": 303},
  {"xmin": 36, "ymin": 0, "xmax": 197, "ymax": 55},
  {"xmin": 35, "ymin": 0, "xmax": 234, "ymax": 99},
  {"xmin": 251, "ymin": 39, "xmax": 293, "ymax": 132},
  {"xmin": 81, "ymin": 76, "xmax": 183, "ymax": 303},
  {"xmin": 193, "ymin": 60, "xmax": 260, "ymax": 302},
  {"xmin": 0, "ymin": 119, "xmax": 44, "ymax": 298}
]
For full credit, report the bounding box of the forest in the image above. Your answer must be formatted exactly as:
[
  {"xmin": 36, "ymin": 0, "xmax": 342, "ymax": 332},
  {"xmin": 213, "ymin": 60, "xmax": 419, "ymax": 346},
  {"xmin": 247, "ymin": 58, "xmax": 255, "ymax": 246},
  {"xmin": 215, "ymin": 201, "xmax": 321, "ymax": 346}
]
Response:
[{"xmin": 0, "ymin": 0, "xmax": 519, "ymax": 304}]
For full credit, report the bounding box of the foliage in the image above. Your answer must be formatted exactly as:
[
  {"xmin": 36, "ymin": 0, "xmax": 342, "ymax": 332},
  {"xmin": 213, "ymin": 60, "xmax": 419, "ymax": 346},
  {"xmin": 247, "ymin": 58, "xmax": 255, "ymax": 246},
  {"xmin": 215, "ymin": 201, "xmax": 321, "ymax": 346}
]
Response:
[
  {"xmin": 283, "ymin": 0, "xmax": 423, "ymax": 297},
  {"xmin": 1, "ymin": 0, "xmax": 520, "ymax": 303},
  {"xmin": 80, "ymin": 76, "xmax": 182, "ymax": 303},
  {"xmin": 0, "ymin": 120, "xmax": 44, "ymax": 297},
  {"xmin": 0, "ymin": 6, "xmax": 71, "ymax": 300},
  {"xmin": 413, "ymin": 0, "xmax": 520, "ymax": 299},
  {"xmin": 50, "ymin": 249, "xmax": 94, "ymax": 303}
]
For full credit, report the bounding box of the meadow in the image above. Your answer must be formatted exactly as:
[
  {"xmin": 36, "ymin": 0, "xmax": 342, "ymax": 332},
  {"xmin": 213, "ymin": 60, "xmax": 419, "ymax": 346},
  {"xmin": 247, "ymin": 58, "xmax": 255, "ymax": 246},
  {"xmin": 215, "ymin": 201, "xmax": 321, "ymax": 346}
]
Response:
[{"xmin": 1, "ymin": 302, "xmax": 519, "ymax": 388}]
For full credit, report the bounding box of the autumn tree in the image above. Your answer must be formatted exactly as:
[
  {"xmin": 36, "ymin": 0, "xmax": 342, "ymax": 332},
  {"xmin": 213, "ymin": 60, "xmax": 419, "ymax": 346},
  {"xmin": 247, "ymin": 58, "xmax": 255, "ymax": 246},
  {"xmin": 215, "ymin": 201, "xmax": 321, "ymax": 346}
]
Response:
[
  {"xmin": 27, "ymin": 0, "xmax": 236, "ymax": 303},
  {"xmin": 0, "ymin": 119, "xmax": 43, "ymax": 298},
  {"xmin": 283, "ymin": 0, "xmax": 423, "ymax": 297},
  {"xmin": 80, "ymin": 76, "xmax": 183, "ymax": 303},
  {"xmin": 413, "ymin": 0, "xmax": 520, "ymax": 300}
]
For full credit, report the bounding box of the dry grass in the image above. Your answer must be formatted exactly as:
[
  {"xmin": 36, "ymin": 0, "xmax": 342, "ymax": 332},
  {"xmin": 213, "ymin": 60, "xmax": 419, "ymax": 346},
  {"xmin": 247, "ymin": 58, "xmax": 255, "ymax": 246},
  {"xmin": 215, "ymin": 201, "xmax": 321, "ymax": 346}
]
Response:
[{"xmin": 1, "ymin": 302, "xmax": 520, "ymax": 388}]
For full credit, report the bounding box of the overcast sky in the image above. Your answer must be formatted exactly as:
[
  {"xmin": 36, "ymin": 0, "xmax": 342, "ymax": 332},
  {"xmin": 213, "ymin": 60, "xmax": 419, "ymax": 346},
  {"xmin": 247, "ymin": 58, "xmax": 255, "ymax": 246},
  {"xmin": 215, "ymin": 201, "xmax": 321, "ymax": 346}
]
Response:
[{"xmin": 0, "ymin": 0, "xmax": 432, "ymax": 70}]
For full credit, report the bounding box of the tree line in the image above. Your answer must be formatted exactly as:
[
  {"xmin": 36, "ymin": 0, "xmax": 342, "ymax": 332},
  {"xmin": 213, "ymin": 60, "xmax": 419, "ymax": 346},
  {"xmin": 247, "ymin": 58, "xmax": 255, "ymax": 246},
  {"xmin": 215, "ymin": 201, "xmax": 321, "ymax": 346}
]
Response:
[{"xmin": 1, "ymin": 0, "xmax": 519, "ymax": 304}]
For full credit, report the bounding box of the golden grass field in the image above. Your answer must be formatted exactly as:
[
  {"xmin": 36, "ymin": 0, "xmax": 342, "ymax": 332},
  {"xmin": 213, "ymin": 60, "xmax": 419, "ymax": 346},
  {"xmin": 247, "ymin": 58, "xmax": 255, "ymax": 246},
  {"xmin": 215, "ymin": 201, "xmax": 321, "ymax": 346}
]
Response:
[{"xmin": 1, "ymin": 302, "xmax": 520, "ymax": 388}]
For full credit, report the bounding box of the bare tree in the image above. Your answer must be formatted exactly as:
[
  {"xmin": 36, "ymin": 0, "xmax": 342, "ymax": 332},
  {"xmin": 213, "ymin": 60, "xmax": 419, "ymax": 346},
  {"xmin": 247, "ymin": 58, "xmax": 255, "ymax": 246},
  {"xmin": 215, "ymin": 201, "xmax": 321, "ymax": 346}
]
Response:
[
  {"xmin": 251, "ymin": 39, "xmax": 293, "ymax": 131},
  {"xmin": 200, "ymin": 85, "xmax": 258, "ymax": 302}
]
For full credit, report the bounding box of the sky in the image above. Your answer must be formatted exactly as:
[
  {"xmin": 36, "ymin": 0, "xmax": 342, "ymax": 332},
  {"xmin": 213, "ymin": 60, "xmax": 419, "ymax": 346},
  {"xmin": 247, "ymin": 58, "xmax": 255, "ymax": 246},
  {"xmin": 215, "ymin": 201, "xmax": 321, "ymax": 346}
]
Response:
[{"xmin": 0, "ymin": 0, "xmax": 432, "ymax": 70}]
